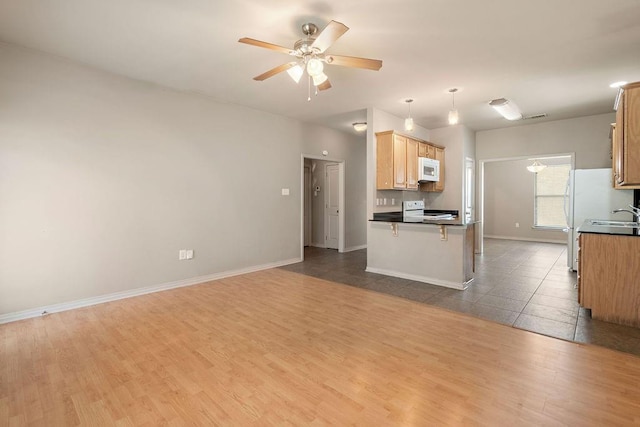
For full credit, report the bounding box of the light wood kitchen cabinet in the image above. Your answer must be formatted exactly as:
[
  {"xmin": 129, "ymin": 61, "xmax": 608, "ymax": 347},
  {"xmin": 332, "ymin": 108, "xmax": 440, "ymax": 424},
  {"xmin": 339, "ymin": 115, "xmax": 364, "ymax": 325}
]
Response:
[
  {"xmin": 376, "ymin": 130, "xmax": 444, "ymax": 192},
  {"xmin": 419, "ymin": 142, "xmax": 435, "ymax": 159},
  {"xmin": 376, "ymin": 131, "xmax": 418, "ymax": 190},
  {"xmin": 406, "ymin": 138, "xmax": 419, "ymax": 190},
  {"xmin": 612, "ymin": 81, "xmax": 640, "ymax": 188},
  {"xmin": 578, "ymin": 232, "xmax": 640, "ymax": 328}
]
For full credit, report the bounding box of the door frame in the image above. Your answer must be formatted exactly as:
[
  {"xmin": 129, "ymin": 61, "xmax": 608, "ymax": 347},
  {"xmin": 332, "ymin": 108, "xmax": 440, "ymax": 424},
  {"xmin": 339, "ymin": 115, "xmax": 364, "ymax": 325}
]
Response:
[
  {"xmin": 300, "ymin": 155, "xmax": 345, "ymax": 260},
  {"xmin": 324, "ymin": 162, "xmax": 340, "ymax": 250},
  {"xmin": 477, "ymin": 152, "xmax": 575, "ymax": 254}
]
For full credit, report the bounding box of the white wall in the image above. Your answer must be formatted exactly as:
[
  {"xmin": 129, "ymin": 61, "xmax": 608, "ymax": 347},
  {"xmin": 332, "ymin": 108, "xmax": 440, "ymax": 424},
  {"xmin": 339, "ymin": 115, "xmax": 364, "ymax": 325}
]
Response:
[{"xmin": 0, "ymin": 43, "xmax": 367, "ymax": 316}]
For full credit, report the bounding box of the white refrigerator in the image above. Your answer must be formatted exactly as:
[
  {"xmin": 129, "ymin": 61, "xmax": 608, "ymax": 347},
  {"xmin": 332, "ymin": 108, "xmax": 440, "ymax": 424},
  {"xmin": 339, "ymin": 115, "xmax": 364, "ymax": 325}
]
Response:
[{"xmin": 566, "ymin": 168, "xmax": 634, "ymax": 271}]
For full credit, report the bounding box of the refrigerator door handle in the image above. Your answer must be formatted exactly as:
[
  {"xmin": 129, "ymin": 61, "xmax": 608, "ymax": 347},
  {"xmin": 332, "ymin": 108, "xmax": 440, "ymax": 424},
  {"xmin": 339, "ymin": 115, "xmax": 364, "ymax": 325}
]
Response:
[{"xmin": 563, "ymin": 177, "xmax": 571, "ymax": 227}]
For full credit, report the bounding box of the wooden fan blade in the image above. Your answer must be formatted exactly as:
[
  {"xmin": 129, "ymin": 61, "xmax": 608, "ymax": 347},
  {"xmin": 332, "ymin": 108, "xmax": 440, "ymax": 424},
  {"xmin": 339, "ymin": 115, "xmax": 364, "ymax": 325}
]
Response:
[
  {"xmin": 253, "ymin": 62, "xmax": 297, "ymax": 81},
  {"xmin": 311, "ymin": 20, "xmax": 349, "ymax": 53},
  {"xmin": 317, "ymin": 79, "xmax": 332, "ymax": 91},
  {"xmin": 326, "ymin": 54, "xmax": 382, "ymax": 71},
  {"xmin": 238, "ymin": 37, "xmax": 292, "ymax": 55}
]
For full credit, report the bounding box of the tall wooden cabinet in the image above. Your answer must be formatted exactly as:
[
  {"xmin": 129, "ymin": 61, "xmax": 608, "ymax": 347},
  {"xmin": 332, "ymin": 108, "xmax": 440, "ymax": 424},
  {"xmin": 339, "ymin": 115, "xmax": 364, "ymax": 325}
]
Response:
[
  {"xmin": 376, "ymin": 130, "xmax": 444, "ymax": 192},
  {"xmin": 612, "ymin": 81, "xmax": 640, "ymax": 188}
]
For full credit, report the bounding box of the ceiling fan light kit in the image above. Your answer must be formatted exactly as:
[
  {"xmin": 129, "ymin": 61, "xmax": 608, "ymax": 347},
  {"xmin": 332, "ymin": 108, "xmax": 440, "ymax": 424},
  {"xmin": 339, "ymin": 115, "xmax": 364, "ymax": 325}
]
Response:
[
  {"xmin": 286, "ymin": 64, "xmax": 304, "ymax": 83},
  {"xmin": 489, "ymin": 98, "xmax": 523, "ymax": 120},
  {"xmin": 239, "ymin": 20, "xmax": 382, "ymax": 100}
]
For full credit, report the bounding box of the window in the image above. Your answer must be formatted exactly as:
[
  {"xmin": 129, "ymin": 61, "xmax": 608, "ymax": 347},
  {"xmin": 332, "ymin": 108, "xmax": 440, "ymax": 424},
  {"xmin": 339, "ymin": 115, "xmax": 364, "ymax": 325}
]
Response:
[{"xmin": 534, "ymin": 163, "xmax": 571, "ymax": 228}]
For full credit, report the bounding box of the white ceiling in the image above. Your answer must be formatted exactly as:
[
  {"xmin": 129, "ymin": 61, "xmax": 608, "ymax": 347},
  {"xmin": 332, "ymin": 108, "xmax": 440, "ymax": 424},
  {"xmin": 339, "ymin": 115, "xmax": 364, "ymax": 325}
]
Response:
[{"xmin": 1, "ymin": 0, "xmax": 639, "ymax": 133}]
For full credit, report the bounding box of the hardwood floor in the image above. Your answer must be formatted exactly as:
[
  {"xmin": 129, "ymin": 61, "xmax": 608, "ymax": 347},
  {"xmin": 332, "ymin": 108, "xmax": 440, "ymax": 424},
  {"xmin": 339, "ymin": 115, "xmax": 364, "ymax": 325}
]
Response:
[{"xmin": 2, "ymin": 268, "xmax": 640, "ymax": 425}]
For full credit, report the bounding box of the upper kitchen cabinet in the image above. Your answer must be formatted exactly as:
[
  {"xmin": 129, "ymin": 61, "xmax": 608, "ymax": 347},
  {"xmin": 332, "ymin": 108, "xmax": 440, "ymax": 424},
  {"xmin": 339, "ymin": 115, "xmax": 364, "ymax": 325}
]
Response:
[
  {"xmin": 419, "ymin": 146, "xmax": 445, "ymax": 192},
  {"xmin": 376, "ymin": 131, "xmax": 419, "ymax": 190},
  {"xmin": 612, "ymin": 81, "xmax": 640, "ymax": 189},
  {"xmin": 376, "ymin": 130, "xmax": 444, "ymax": 192},
  {"xmin": 419, "ymin": 142, "xmax": 436, "ymax": 159}
]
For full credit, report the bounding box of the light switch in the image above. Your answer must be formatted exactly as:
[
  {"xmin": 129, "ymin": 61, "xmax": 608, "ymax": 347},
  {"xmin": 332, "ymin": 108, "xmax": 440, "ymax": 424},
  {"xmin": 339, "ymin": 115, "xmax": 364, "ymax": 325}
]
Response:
[{"xmin": 281, "ymin": 188, "xmax": 290, "ymax": 196}]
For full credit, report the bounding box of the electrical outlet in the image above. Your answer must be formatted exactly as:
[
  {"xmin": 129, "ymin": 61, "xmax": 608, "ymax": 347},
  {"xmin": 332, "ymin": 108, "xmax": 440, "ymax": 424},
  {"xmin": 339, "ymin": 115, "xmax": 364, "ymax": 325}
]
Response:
[
  {"xmin": 281, "ymin": 188, "xmax": 290, "ymax": 196},
  {"xmin": 186, "ymin": 249, "xmax": 194, "ymax": 260},
  {"xmin": 179, "ymin": 249, "xmax": 187, "ymax": 260},
  {"xmin": 515, "ymin": 222, "xmax": 520, "ymax": 228}
]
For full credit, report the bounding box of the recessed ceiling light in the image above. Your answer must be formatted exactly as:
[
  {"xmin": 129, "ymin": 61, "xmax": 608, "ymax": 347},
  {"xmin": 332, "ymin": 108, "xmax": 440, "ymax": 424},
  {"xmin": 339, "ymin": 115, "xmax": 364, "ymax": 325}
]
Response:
[{"xmin": 609, "ymin": 81, "xmax": 628, "ymax": 88}]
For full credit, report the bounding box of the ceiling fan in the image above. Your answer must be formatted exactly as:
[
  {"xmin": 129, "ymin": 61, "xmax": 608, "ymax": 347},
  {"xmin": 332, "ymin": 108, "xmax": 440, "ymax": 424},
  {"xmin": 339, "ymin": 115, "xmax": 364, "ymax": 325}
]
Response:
[{"xmin": 238, "ymin": 20, "xmax": 382, "ymax": 99}]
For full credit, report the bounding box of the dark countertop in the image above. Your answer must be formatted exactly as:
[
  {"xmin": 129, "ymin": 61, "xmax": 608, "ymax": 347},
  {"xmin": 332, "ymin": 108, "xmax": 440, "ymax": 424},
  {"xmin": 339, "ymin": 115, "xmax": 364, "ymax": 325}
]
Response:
[
  {"xmin": 578, "ymin": 219, "xmax": 640, "ymax": 236},
  {"xmin": 370, "ymin": 210, "xmax": 468, "ymax": 226}
]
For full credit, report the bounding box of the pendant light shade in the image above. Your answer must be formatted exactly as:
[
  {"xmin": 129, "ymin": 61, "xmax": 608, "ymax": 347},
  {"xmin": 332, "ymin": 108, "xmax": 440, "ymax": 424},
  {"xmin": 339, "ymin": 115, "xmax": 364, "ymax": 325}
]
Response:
[
  {"xmin": 526, "ymin": 160, "xmax": 547, "ymax": 173},
  {"xmin": 448, "ymin": 109, "xmax": 459, "ymax": 125},
  {"xmin": 448, "ymin": 88, "xmax": 459, "ymax": 125},
  {"xmin": 404, "ymin": 99, "xmax": 414, "ymax": 132}
]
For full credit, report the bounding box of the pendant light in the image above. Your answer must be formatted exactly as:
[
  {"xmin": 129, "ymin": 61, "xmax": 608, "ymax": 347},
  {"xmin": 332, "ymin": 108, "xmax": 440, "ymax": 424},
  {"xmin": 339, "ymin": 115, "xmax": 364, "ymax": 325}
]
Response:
[
  {"xmin": 526, "ymin": 159, "xmax": 547, "ymax": 173},
  {"xmin": 448, "ymin": 88, "xmax": 459, "ymax": 125},
  {"xmin": 404, "ymin": 99, "xmax": 414, "ymax": 132}
]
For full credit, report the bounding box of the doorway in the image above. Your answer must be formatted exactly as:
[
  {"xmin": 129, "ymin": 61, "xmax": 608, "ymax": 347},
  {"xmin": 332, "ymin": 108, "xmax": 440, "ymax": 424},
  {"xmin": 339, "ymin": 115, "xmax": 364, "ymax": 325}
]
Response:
[{"xmin": 300, "ymin": 155, "xmax": 345, "ymax": 260}]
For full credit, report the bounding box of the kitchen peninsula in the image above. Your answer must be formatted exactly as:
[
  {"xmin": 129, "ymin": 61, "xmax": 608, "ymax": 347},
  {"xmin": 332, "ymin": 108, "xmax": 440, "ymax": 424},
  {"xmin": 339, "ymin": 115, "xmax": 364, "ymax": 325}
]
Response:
[{"xmin": 367, "ymin": 206, "xmax": 476, "ymax": 290}]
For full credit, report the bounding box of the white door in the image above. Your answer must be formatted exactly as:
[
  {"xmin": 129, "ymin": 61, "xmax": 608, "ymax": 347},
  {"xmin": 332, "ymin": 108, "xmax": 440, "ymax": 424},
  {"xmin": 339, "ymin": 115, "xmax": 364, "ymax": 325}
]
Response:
[
  {"xmin": 325, "ymin": 164, "xmax": 339, "ymax": 249},
  {"xmin": 304, "ymin": 165, "xmax": 312, "ymax": 246}
]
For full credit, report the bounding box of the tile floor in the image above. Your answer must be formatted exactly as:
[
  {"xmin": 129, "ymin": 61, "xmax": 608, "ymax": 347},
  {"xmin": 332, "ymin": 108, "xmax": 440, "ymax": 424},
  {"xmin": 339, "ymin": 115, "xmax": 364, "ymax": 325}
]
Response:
[{"xmin": 279, "ymin": 238, "xmax": 640, "ymax": 357}]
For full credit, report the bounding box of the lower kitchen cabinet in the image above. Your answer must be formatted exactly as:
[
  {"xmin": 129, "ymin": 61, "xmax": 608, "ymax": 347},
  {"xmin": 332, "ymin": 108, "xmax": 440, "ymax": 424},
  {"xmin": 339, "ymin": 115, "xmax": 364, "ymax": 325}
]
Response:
[{"xmin": 579, "ymin": 232, "xmax": 640, "ymax": 327}]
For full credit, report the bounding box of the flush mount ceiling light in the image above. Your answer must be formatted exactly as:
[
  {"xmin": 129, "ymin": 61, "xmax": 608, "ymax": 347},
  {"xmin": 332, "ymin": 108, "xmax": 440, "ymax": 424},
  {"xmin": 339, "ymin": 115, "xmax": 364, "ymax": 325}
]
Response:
[
  {"xmin": 352, "ymin": 122, "xmax": 367, "ymax": 132},
  {"xmin": 404, "ymin": 99, "xmax": 414, "ymax": 132},
  {"xmin": 448, "ymin": 88, "xmax": 459, "ymax": 125},
  {"xmin": 526, "ymin": 159, "xmax": 547, "ymax": 173},
  {"xmin": 239, "ymin": 21, "xmax": 383, "ymax": 101},
  {"xmin": 489, "ymin": 98, "xmax": 523, "ymax": 121}
]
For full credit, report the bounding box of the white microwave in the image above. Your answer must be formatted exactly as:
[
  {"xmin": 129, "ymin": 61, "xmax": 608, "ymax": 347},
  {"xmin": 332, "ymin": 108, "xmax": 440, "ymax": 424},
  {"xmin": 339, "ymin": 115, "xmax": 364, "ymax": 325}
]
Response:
[{"xmin": 418, "ymin": 157, "xmax": 440, "ymax": 182}]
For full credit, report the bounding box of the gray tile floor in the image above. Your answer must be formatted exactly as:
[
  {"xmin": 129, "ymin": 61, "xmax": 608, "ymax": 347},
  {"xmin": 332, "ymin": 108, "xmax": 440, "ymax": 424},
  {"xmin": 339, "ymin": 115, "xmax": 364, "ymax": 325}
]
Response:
[{"xmin": 279, "ymin": 238, "xmax": 640, "ymax": 357}]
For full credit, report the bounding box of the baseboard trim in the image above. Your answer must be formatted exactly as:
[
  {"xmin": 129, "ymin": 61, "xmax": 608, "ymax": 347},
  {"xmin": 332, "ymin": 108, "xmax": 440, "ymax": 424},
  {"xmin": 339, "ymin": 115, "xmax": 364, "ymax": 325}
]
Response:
[
  {"xmin": 484, "ymin": 235, "xmax": 567, "ymax": 244},
  {"xmin": 365, "ymin": 267, "xmax": 467, "ymax": 290},
  {"xmin": 0, "ymin": 257, "xmax": 301, "ymax": 325},
  {"xmin": 342, "ymin": 244, "xmax": 367, "ymax": 253}
]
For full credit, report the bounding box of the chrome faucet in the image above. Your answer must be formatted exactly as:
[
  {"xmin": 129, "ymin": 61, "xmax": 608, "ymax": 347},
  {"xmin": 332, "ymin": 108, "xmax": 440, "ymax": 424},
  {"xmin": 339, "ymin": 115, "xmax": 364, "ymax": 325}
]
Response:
[{"xmin": 612, "ymin": 204, "xmax": 640, "ymax": 222}]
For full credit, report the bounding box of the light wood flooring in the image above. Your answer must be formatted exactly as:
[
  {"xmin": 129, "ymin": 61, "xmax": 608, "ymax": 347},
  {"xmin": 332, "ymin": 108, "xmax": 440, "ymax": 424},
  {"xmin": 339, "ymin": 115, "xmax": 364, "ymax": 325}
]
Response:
[{"xmin": 2, "ymin": 268, "xmax": 640, "ymax": 425}]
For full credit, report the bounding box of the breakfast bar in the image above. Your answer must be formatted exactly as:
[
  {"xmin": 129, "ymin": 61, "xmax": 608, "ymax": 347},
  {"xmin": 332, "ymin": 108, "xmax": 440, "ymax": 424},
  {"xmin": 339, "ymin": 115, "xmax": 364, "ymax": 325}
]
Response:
[{"xmin": 367, "ymin": 209, "xmax": 476, "ymax": 290}]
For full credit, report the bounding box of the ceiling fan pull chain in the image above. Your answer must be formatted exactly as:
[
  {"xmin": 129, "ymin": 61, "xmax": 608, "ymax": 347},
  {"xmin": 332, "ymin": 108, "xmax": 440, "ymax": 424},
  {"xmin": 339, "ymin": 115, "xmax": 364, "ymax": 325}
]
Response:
[{"xmin": 307, "ymin": 75, "xmax": 311, "ymax": 101}]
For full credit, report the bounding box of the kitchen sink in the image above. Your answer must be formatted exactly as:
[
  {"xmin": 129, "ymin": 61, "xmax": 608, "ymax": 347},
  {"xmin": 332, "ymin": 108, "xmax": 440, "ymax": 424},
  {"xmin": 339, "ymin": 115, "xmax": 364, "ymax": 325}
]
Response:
[{"xmin": 590, "ymin": 219, "xmax": 640, "ymax": 228}]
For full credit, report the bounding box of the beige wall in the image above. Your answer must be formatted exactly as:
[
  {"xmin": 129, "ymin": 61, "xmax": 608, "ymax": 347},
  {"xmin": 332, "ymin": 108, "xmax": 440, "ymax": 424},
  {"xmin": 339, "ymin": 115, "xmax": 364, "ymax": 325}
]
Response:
[{"xmin": 0, "ymin": 43, "xmax": 367, "ymax": 316}]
